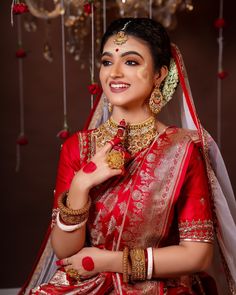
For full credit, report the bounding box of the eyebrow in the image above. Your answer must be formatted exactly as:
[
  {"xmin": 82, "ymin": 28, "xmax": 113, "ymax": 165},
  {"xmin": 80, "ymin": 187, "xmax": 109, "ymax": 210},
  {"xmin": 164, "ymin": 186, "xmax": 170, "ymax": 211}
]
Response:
[{"xmin": 101, "ymin": 51, "xmax": 144, "ymax": 60}]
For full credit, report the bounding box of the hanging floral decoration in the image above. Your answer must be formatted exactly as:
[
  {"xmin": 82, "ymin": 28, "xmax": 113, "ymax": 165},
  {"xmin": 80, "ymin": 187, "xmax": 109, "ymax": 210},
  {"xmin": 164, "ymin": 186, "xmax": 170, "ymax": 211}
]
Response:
[
  {"xmin": 16, "ymin": 47, "xmax": 27, "ymax": 58},
  {"xmin": 88, "ymin": 82, "xmax": 101, "ymax": 95},
  {"xmin": 57, "ymin": 126, "xmax": 70, "ymax": 140},
  {"xmin": 215, "ymin": 0, "xmax": 226, "ymax": 149},
  {"xmin": 13, "ymin": 2, "xmax": 29, "ymax": 14},
  {"xmin": 17, "ymin": 133, "xmax": 29, "ymax": 145}
]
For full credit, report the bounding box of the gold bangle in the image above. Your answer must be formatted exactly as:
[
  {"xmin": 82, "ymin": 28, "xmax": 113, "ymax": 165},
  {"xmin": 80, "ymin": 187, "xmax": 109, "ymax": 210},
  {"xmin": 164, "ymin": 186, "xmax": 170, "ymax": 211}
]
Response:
[
  {"xmin": 130, "ymin": 248, "xmax": 146, "ymax": 281},
  {"xmin": 58, "ymin": 191, "xmax": 91, "ymax": 216},
  {"xmin": 60, "ymin": 211, "xmax": 89, "ymax": 225},
  {"xmin": 122, "ymin": 246, "xmax": 129, "ymax": 283}
]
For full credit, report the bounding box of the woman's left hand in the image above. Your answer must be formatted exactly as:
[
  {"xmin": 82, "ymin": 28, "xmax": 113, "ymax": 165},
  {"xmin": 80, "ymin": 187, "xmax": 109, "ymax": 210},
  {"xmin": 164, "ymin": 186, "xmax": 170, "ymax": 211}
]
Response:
[{"xmin": 58, "ymin": 247, "xmax": 112, "ymax": 280}]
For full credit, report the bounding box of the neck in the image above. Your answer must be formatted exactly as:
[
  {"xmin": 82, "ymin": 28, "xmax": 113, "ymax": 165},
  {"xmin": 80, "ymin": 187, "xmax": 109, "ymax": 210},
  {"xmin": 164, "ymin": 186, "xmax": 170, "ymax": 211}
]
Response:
[{"xmin": 111, "ymin": 106, "xmax": 154, "ymax": 124}]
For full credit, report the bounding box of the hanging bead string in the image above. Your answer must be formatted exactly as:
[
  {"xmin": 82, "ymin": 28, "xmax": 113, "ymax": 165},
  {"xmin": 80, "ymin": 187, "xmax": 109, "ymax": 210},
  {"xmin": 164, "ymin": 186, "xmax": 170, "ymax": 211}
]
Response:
[
  {"xmin": 149, "ymin": 0, "xmax": 153, "ymax": 19},
  {"xmin": 61, "ymin": 0, "xmax": 68, "ymax": 132},
  {"xmin": 216, "ymin": 0, "xmax": 224, "ymax": 149},
  {"xmin": 103, "ymin": 0, "xmax": 106, "ymax": 33},
  {"xmin": 16, "ymin": 15, "xmax": 25, "ymax": 172},
  {"xmin": 11, "ymin": 0, "xmax": 15, "ymax": 26},
  {"xmin": 90, "ymin": 2, "xmax": 95, "ymax": 109}
]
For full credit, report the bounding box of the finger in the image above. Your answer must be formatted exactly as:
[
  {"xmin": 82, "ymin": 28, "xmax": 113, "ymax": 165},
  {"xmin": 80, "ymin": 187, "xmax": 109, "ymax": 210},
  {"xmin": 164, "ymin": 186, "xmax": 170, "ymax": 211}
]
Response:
[
  {"xmin": 56, "ymin": 257, "xmax": 71, "ymax": 267},
  {"xmin": 109, "ymin": 168, "xmax": 123, "ymax": 177}
]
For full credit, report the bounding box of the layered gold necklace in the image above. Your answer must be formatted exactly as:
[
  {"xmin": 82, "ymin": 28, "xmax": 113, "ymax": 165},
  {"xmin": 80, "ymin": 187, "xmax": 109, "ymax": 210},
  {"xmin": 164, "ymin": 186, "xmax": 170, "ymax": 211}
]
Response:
[{"xmin": 92, "ymin": 116, "xmax": 158, "ymax": 156}]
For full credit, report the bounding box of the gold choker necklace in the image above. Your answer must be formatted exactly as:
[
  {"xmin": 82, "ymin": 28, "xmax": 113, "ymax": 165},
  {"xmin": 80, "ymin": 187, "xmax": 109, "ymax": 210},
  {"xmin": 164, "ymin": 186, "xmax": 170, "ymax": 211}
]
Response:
[{"xmin": 92, "ymin": 116, "xmax": 158, "ymax": 156}]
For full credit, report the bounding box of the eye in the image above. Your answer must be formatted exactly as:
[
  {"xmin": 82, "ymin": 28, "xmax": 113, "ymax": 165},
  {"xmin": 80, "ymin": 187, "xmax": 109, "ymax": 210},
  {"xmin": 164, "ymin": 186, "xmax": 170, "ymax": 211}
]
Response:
[
  {"xmin": 101, "ymin": 60, "xmax": 112, "ymax": 66},
  {"xmin": 125, "ymin": 60, "xmax": 139, "ymax": 66}
]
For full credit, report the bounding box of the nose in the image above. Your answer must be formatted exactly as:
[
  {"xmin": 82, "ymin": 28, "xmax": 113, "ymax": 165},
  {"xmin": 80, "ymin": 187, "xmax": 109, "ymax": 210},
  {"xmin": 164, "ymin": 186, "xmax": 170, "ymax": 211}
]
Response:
[{"xmin": 110, "ymin": 62, "xmax": 123, "ymax": 79}]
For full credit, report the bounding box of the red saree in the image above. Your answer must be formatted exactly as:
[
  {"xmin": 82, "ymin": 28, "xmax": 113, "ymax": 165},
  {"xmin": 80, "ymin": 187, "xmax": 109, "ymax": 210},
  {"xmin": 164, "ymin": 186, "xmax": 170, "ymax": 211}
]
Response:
[{"xmin": 30, "ymin": 125, "xmax": 216, "ymax": 295}]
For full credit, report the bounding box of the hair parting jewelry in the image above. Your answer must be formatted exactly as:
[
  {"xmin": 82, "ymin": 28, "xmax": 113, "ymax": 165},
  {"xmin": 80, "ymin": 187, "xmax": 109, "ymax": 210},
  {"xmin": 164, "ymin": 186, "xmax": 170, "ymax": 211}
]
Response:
[
  {"xmin": 82, "ymin": 161, "xmax": 97, "ymax": 174},
  {"xmin": 82, "ymin": 256, "xmax": 95, "ymax": 271},
  {"xmin": 113, "ymin": 20, "xmax": 132, "ymax": 45},
  {"xmin": 122, "ymin": 246, "xmax": 130, "ymax": 283}
]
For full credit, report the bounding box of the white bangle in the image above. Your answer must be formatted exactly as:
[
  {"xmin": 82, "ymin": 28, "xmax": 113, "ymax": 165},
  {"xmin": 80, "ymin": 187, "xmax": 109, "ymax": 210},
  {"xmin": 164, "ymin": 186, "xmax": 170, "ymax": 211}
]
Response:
[
  {"xmin": 147, "ymin": 247, "xmax": 153, "ymax": 280},
  {"xmin": 56, "ymin": 212, "xmax": 87, "ymax": 232}
]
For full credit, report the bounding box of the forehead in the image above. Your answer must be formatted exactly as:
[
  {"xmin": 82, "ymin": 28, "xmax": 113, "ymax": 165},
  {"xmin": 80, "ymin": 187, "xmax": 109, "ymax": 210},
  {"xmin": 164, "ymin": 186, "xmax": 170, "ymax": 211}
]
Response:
[{"xmin": 103, "ymin": 35, "xmax": 152, "ymax": 57}]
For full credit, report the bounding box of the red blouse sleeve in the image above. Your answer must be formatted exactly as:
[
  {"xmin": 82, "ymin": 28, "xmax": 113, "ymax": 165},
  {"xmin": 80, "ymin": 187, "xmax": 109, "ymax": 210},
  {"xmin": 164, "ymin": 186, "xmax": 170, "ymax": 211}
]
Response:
[
  {"xmin": 177, "ymin": 144, "xmax": 214, "ymax": 243},
  {"xmin": 53, "ymin": 133, "xmax": 81, "ymax": 208}
]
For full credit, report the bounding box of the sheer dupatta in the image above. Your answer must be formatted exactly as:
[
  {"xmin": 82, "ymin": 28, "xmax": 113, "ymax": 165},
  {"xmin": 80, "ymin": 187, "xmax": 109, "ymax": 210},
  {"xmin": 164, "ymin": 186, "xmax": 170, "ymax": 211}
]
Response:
[{"xmin": 19, "ymin": 45, "xmax": 236, "ymax": 295}]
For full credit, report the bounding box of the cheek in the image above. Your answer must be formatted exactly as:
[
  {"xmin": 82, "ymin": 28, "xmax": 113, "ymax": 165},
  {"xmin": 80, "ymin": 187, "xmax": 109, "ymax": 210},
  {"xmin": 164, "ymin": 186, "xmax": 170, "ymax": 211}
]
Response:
[{"xmin": 137, "ymin": 64, "xmax": 151, "ymax": 81}]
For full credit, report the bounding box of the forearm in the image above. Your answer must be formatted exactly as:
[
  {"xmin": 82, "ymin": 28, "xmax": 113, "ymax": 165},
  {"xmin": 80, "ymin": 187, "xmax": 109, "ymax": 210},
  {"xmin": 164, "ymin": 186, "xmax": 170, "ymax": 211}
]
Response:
[
  {"xmin": 51, "ymin": 186, "xmax": 90, "ymax": 259},
  {"xmin": 152, "ymin": 242, "xmax": 213, "ymax": 278},
  {"xmin": 105, "ymin": 242, "xmax": 213, "ymax": 278},
  {"xmin": 51, "ymin": 224, "xmax": 86, "ymax": 259}
]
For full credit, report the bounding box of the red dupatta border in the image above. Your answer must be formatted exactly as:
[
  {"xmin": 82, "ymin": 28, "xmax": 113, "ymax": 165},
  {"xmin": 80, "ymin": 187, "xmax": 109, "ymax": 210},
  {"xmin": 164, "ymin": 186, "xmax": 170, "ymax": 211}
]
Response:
[{"xmin": 19, "ymin": 91, "xmax": 103, "ymax": 295}]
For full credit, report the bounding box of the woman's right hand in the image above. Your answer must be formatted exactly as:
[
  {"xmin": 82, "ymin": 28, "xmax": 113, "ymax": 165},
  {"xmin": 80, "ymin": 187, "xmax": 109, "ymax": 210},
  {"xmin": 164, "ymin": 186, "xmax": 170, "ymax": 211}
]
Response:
[{"xmin": 67, "ymin": 142, "xmax": 123, "ymax": 208}]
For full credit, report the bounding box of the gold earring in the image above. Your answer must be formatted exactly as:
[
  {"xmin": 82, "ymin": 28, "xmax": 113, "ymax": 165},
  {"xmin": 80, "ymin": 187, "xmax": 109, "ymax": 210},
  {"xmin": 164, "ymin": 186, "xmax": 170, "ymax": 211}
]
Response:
[
  {"xmin": 149, "ymin": 86, "xmax": 163, "ymax": 114},
  {"xmin": 108, "ymin": 102, "xmax": 113, "ymax": 113}
]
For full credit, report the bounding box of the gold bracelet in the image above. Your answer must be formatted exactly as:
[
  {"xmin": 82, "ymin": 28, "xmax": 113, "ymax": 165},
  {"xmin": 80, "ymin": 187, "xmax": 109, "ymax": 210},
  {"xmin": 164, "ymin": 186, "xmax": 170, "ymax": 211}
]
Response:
[
  {"xmin": 58, "ymin": 191, "xmax": 91, "ymax": 216},
  {"xmin": 122, "ymin": 246, "xmax": 130, "ymax": 283},
  {"xmin": 130, "ymin": 248, "xmax": 146, "ymax": 281}
]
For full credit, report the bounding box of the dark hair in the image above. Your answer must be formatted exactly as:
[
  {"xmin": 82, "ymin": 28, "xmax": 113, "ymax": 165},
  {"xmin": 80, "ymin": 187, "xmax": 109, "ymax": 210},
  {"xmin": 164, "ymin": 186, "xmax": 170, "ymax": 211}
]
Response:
[{"xmin": 100, "ymin": 18, "xmax": 171, "ymax": 72}]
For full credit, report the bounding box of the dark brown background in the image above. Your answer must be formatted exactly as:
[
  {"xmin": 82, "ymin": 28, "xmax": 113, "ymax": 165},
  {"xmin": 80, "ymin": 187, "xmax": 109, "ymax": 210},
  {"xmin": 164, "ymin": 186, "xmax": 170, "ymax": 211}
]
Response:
[{"xmin": 1, "ymin": 0, "xmax": 235, "ymax": 288}]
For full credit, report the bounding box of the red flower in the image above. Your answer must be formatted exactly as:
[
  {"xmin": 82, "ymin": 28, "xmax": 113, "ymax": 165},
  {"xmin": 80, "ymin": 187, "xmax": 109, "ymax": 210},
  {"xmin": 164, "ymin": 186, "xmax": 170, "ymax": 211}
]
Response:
[
  {"xmin": 214, "ymin": 18, "xmax": 226, "ymax": 28},
  {"xmin": 13, "ymin": 3, "xmax": 29, "ymax": 14},
  {"xmin": 57, "ymin": 129, "xmax": 70, "ymax": 140},
  {"xmin": 16, "ymin": 48, "xmax": 27, "ymax": 58},
  {"xmin": 16, "ymin": 134, "xmax": 28, "ymax": 145},
  {"xmin": 218, "ymin": 71, "xmax": 228, "ymax": 79},
  {"xmin": 84, "ymin": 3, "xmax": 92, "ymax": 15},
  {"xmin": 88, "ymin": 83, "xmax": 101, "ymax": 95}
]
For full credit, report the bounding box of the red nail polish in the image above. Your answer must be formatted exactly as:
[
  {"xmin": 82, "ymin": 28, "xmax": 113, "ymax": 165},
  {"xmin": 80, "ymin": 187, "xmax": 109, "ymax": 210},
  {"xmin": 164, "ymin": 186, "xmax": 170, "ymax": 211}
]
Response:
[{"xmin": 56, "ymin": 260, "xmax": 63, "ymax": 266}]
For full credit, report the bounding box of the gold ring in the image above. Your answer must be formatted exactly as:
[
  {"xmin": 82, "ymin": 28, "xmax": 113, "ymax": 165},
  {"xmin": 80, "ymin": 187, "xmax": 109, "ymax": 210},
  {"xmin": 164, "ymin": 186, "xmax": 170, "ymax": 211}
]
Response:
[
  {"xmin": 66, "ymin": 268, "xmax": 80, "ymax": 281},
  {"xmin": 106, "ymin": 150, "xmax": 124, "ymax": 169}
]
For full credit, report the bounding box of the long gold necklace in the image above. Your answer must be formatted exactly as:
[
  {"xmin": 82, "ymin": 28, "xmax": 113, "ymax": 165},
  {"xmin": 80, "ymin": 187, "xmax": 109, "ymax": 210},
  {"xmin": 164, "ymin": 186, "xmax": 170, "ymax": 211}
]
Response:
[{"xmin": 92, "ymin": 116, "xmax": 158, "ymax": 156}]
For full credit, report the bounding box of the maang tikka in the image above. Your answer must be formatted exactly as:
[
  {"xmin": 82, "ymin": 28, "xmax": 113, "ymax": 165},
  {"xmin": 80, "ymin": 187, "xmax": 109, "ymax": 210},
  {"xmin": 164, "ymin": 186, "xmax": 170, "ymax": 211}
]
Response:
[{"xmin": 114, "ymin": 21, "xmax": 132, "ymax": 45}]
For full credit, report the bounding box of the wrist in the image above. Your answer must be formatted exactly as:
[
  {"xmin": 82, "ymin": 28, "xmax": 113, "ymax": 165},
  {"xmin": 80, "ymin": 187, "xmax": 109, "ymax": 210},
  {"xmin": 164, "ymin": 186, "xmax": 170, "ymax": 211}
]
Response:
[{"xmin": 103, "ymin": 250, "xmax": 123, "ymax": 273}]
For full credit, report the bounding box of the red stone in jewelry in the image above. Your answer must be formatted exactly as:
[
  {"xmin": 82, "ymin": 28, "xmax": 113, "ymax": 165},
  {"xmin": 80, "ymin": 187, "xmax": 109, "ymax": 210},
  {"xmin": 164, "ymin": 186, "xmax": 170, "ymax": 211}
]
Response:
[
  {"xmin": 109, "ymin": 137, "xmax": 122, "ymax": 146},
  {"xmin": 82, "ymin": 161, "xmax": 97, "ymax": 173},
  {"xmin": 82, "ymin": 256, "xmax": 95, "ymax": 271}
]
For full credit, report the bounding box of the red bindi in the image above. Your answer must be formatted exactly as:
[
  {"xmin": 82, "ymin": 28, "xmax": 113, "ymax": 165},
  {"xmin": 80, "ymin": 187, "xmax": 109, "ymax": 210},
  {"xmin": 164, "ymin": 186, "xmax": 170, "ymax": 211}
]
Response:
[
  {"xmin": 82, "ymin": 161, "xmax": 97, "ymax": 173},
  {"xmin": 115, "ymin": 48, "xmax": 119, "ymax": 52},
  {"xmin": 82, "ymin": 256, "xmax": 95, "ymax": 271}
]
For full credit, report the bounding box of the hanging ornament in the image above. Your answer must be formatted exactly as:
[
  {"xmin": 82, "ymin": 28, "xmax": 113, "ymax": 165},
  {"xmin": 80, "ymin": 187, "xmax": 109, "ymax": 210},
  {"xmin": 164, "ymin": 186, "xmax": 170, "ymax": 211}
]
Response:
[
  {"xmin": 16, "ymin": 47, "xmax": 27, "ymax": 58},
  {"xmin": 11, "ymin": 0, "xmax": 29, "ymax": 26},
  {"xmin": 43, "ymin": 19, "xmax": 53, "ymax": 62},
  {"xmin": 23, "ymin": 14, "xmax": 37, "ymax": 32},
  {"xmin": 12, "ymin": 1, "xmax": 29, "ymax": 15},
  {"xmin": 57, "ymin": 0, "xmax": 70, "ymax": 141},
  {"xmin": 88, "ymin": 82, "xmax": 101, "ymax": 95},
  {"xmin": 214, "ymin": 17, "xmax": 226, "ymax": 28},
  {"xmin": 15, "ymin": 15, "xmax": 28, "ymax": 172},
  {"xmin": 215, "ymin": 0, "xmax": 226, "ymax": 149}
]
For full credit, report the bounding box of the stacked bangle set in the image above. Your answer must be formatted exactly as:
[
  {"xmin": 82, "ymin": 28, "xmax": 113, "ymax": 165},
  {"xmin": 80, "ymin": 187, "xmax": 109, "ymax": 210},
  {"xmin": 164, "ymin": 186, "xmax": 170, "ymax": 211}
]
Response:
[
  {"xmin": 56, "ymin": 191, "xmax": 91, "ymax": 232},
  {"xmin": 122, "ymin": 246, "xmax": 153, "ymax": 282}
]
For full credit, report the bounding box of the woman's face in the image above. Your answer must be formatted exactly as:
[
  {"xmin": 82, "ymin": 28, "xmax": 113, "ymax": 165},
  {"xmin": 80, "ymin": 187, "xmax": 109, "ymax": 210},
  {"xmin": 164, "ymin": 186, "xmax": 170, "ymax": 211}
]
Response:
[{"xmin": 99, "ymin": 35, "xmax": 159, "ymax": 110}]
